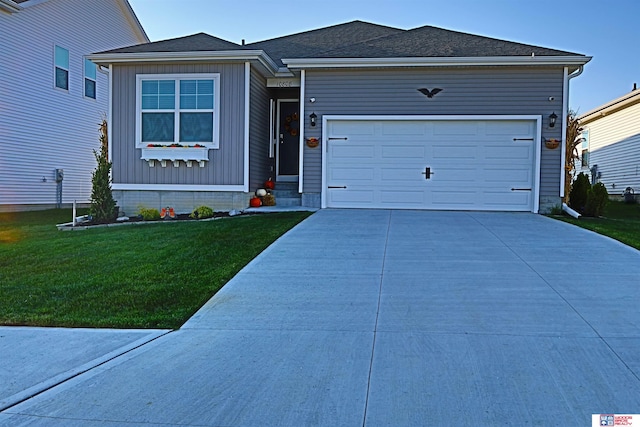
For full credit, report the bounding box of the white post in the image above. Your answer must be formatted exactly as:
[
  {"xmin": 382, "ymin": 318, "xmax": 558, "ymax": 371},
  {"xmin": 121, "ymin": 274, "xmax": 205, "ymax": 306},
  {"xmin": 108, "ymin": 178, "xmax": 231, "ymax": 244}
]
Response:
[{"xmin": 72, "ymin": 200, "xmax": 76, "ymax": 227}]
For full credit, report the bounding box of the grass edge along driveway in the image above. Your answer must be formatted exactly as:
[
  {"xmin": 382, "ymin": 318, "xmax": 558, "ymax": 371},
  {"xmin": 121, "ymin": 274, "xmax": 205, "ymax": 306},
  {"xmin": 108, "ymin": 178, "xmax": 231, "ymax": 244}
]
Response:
[
  {"xmin": 551, "ymin": 201, "xmax": 640, "ymax": 251},
  {"xmin": 0, "ymin": 209, "xmax": 312, "ymax": 329}
]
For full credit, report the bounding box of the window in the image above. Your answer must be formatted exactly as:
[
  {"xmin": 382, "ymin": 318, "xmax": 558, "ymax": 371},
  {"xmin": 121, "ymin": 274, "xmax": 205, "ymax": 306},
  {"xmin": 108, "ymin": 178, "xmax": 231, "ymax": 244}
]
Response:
[
  {"xmin": 136, "ymin": 74, "xmax": 219, "ymax": 148},
  {"xmin": 581, "ymin": 130, "xmax": 589, "ymax": 167},
  {"xmin": 84, "ymin": 59, "xmax": 96, "ymax": 99},
  {"xmin": 54, "ymin": 45, "xmax": 69, "ymax": 90}
]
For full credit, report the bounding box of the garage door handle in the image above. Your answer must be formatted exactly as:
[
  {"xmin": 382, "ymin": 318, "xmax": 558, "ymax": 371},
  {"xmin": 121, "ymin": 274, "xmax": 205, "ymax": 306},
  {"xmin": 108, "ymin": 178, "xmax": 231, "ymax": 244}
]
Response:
[
  {"xmin": 421, "ymin": 167, "xmax": 433, "ymax": 180},
  {"xmin": 328, "ymin": 186, "xmax": 347, "ymax": 189},
  {"xmin": 511, "ymin": 188, "xmax": 532, "ymax": 191}
]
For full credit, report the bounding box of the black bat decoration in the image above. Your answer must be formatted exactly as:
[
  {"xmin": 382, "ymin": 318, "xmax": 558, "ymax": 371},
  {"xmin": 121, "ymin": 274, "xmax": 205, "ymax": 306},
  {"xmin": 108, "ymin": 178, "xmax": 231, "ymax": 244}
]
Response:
[{"xmin": 418, "ymin": 88, "xmax": 443, "ymax": 98}]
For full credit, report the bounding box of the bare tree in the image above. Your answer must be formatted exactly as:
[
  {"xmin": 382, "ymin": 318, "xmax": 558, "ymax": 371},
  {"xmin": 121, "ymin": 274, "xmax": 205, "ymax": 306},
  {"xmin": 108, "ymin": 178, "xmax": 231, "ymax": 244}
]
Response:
[{"xmin": 564, "ymin": 110, "xmax": 583, "ymax": 203}]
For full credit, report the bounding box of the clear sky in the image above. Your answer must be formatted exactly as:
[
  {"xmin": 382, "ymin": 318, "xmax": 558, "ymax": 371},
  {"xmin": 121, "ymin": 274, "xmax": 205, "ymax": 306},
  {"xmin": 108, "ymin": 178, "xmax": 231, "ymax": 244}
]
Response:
[{"xmin": 128, "ymin": 0, "xmax": 639, "ymax": 114}]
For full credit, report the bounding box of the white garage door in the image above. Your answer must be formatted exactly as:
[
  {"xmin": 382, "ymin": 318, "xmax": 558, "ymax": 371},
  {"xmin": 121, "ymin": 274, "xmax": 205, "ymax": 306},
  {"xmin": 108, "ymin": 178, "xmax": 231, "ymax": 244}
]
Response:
[{"xmin": 325, "ymin": 118, "xmax": 538, "ymax": 211}]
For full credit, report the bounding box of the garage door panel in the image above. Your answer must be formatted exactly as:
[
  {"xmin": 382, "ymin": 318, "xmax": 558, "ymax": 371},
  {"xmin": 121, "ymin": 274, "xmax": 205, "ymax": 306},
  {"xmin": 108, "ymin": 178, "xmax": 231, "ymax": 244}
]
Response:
[
  {"xmin": 381, "ymin": 122, "xmax": 428, "ymax": 135},
  {"xmin": 485, "ymin": 145, "xmax": 533, "ymax": 160},
  {"xmin": 380, "ymin": 190, "xmax": 426, "ymax": 205},
  {"xmin": 331, "ymin": 145, "xmax": 375, "ymax": 159},
  {"xmin": 381, "ymin": 145, "xmax": 426, "ymax": 159},
  {"xmin": 330, "ymin": 167, "xmax": 375, "ymax": 181},
  {"xmin": 432, "ymin": 145, "xmax": 476, "ymax": 160},
  {"xmin": 326, "ymin": 119, "xmax": 536, "ymax": 211},
  {"xmin": 484, "ymin": 168, "xmax": 532, "ymax": 184},
  {"xmin": 381, "ymin": 167, "xmax": 423, "ymax": 182},
  {"xmin": 433, "ymin": 122, "xmax": 479, "ymax": 135}
]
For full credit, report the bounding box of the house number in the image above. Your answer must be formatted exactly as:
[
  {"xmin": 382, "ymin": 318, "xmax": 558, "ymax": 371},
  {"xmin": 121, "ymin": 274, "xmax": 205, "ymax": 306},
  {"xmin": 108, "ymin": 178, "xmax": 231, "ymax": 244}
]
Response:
[{"xmin": 278, "ymin": 81, "xmax": 294, "ymax": 87}]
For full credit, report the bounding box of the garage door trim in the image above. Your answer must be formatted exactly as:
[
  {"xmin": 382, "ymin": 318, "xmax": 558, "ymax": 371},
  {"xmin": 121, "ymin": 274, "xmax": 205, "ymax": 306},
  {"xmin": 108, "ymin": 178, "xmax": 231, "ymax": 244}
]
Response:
[{"xmin": 321, "ymin": 115, "xmax": 542, "ymax": 212}]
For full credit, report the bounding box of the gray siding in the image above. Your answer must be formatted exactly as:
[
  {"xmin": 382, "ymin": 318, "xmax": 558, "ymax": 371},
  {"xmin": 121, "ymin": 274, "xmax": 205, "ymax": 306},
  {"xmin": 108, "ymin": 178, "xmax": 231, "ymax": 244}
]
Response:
[
  {"xmin": 248, "ymin": 67, "xmax": 272, "ymax": 191},
  {"xmin": 302, "ymin": 67, "xmax": 565, "ymax": 197},
  {"xmin": 111, "ymin": 63, "xmax": 245, "ymax": 185}
]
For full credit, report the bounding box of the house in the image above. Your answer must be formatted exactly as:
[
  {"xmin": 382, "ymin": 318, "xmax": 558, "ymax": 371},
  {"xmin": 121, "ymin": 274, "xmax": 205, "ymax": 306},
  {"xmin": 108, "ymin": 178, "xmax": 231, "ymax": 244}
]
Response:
[
  {"xmin": 88, "ymin": 21, "xmax": 591, "ymax": 214},
  {"xmin": 0, "ymin": 0, "xmax": 148, "ymax": 212},
  {"xmin": 578, "ymin": 87, "xmax": 640, "ymax": 195}
]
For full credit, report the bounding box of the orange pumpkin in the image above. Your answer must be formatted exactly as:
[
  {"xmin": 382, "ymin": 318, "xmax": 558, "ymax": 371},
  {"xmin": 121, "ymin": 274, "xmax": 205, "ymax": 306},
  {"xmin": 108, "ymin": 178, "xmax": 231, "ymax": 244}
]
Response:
[
  {"xmin": 249, "ymin": 197, "xmax": 262, "ymax": 207},
  {"xmin": 264, "ymin": 178, "xmax": 275, "ymax": 190}
]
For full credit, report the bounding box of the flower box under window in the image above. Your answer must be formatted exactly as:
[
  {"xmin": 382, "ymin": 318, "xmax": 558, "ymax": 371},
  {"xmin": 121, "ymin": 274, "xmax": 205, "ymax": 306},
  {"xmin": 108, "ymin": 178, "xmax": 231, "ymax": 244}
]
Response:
[{"xmin": 140, "ymin": 145, "xmax": 209, "ymax": 167}]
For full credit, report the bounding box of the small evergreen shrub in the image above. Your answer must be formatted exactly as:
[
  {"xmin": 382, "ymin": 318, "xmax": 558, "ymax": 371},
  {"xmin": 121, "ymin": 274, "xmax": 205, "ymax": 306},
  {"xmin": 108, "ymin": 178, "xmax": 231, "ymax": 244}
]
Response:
[
  {"xmin": 584, "ymin": 182, "xmax": 609, "ymax": 217},
  {"xmin": 569, "ymin": 172, "xmax": 590, "ymax": 213},
  {"xmin": 190, "ymin": 205, "xmax": 214, "ymax": 219},
  {"xmin": 90, "ymin": 120, "xmax": 117, "ymax": 223},
  {"xmin": 138, "ymin": 207, "xmax": 161, "ymax": 221}
]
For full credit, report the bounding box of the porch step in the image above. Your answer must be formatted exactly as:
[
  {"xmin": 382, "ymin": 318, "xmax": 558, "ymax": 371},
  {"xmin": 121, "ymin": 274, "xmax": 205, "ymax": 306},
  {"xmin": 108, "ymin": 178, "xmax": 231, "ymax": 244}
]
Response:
[{"xmin": 271, "ymin": 182, "xmax": 301, "ymax": 206}]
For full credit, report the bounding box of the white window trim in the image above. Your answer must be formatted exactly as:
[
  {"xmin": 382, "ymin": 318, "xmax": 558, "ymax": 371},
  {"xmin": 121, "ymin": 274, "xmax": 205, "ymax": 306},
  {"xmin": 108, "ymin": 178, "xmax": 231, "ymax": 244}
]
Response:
[
  {"xmin": 83, "ymin": 58, "xmax": 97, "ymax": 100},
  {"xmin": 54, "ymin": 45, "xmax": 69, "ymax": 91},
  {"xmin": 135, "ymin": 73, "xmax": 221, "ymax": 151}
]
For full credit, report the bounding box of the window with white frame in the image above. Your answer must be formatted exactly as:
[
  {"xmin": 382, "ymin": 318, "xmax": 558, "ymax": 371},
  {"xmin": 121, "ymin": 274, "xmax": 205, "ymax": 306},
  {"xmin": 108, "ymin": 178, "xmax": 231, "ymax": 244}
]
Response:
[
  {"xmin": 54, "ymin": 45, "xmax": 69, "ymax": 90},
  {"xmin": 84, "ymin": 59, "xmax": 96, "ymax": 99},
  {"xmin": 136, "ymin": 74, "xmax": 220, "ymax": 148}
]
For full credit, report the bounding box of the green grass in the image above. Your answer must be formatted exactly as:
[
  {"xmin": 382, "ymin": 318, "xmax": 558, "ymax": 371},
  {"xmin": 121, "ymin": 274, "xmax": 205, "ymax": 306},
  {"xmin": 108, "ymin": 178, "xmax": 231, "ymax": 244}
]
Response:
[
  {"xmin": 555, "ymin": 201, "xmax": 640, "ymax": 250},
  {"xmin": 0, "ymin": 209, "xmax": 312, "ymax": 329}
]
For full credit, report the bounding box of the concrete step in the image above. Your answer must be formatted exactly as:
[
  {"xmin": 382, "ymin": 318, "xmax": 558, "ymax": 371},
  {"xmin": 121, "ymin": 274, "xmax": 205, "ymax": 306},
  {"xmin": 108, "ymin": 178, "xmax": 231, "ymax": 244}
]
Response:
[{"xmin": 272, "ymin": 197, "xmax": 301, "ymax": 207}]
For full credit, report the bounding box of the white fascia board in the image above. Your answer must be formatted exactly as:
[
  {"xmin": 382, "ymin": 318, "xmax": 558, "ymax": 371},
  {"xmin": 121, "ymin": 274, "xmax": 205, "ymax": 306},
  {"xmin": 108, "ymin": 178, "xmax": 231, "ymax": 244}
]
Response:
[
  {"xmin": 87, "ymin": 50, "xmax": 280, "ymax": 75},
  {"xmin": 0, "ymin": 0, "xmax": 22, "ymax": 13},
  {"xmin": 112, "ymin": 184, "xmax": 246, "ymax": 192},
  {"xmin": 282, "ymin": 55, "xmax": 592, "ymax": 69}
]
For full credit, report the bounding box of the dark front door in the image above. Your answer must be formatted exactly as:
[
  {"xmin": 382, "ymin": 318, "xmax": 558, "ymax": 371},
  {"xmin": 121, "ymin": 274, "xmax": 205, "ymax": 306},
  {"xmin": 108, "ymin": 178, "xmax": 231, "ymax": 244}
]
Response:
[{"xmin": 277, "ymin": 100, "xmax": 300, "ymax": 180}]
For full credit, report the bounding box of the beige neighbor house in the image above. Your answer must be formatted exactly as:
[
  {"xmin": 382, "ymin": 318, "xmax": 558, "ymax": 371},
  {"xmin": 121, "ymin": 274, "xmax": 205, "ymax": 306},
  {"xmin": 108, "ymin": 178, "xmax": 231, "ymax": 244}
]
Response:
[
  {"xmin": 579, "ymin": 87, "xmax": 640, "ymax": 197},
  {"xmin": 0, "ymin": 0, "xmax": 148, "ymax": 212}
]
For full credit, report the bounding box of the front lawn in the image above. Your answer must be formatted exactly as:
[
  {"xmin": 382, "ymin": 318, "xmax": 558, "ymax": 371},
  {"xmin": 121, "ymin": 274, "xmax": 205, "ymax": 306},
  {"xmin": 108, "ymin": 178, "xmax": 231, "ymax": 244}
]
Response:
[
  {"xmin": 555, "ymin": 201, "xmax": 640, "ymax": 250},
  {"xmin": 0, "ymin": 209, "xmax": 312, "ymax": 329}
]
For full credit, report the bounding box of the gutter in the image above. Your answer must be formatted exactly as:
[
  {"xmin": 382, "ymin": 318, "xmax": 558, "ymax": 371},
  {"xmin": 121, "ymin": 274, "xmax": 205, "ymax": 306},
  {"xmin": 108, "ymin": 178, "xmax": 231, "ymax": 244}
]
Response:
[
  {"xmin": 579, "ymin": 89, "xmax": 640, "ymax": 124},
  {"xmin": 560, "ymin": 65, "xmax": 585, "ymax": 199},
  {"xmin": 0, "ymin": 0, "xmax": 22, "ymax": 13},
  {"xmin": 87, "ymin": 50, "xmax": 281, "ymax": 77},
  {"xmin": 282, "ymin": 55, "xmax": 592, "ymax": 69}
]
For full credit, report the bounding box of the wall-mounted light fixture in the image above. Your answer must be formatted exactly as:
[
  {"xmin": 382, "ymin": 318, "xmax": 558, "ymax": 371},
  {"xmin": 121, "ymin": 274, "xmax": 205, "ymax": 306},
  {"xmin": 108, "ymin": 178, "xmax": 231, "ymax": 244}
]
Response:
[
  {"xmin": 549, "ymin": 112, "xmax": 557, "ymax": 128},
  {"xmin": 310, "ymin": 112, "xmax": 317, "ymax": 127}
]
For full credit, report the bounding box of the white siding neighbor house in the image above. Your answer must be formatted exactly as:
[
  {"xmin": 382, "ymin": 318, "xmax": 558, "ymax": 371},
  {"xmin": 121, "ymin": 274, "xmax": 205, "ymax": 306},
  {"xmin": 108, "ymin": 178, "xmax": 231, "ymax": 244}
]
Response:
[
  {"xmin": 579, "ymin": 87, "xmax": 640, "ymax": 195},
  {"xmin": 0, "ymin": 0, "xmax": 148, "ymax": 211}
]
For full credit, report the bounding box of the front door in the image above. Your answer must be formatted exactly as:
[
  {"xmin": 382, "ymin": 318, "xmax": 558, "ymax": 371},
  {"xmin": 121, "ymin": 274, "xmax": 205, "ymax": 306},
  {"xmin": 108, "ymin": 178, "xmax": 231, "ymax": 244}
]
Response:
[{"xmin": 277, "ymin": 100, "xmax": 300, "ymax": 181}]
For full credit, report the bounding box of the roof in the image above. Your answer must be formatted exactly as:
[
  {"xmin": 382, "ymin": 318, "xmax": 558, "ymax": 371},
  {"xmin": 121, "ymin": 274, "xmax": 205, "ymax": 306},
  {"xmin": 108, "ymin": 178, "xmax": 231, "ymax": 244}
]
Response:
[
  {"xmin": 90, "ymin": 20, "xmax": 590, "ymax": 74},
  {"xmin": 579, "ymin": 88, "xmax": 640, "ymax": 124}
]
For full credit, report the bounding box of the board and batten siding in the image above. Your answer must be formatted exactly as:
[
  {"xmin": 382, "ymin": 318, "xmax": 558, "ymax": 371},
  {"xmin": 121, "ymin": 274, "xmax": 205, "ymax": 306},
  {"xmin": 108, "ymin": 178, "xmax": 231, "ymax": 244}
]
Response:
[
  {"xmin": 302, "ymin": 67, "xmax": 564, "ymax": 198},
  {"xmin": 248, "ymin": 67, "xmax": 272, "ymax": 191},
  {"xmin": 583, "ymin": 102, "xmax": 640, "ymax": 192},
  {"xmin": 0, "ymin": 0, "xmax": 145, "ymax": 209},
  {"xmin": 111, "ymin": 63, "xmax": 246, "ymax": 186}
]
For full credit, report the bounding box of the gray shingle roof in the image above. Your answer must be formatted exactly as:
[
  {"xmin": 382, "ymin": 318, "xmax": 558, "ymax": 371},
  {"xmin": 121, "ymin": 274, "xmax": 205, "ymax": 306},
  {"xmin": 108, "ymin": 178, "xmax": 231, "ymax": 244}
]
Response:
[
  {"xmin": 307, "ymin": 24, "xmax": 579, "ymax": 59},
  {"xmin": 96, "ymin": 20, "xmax": 584, "ymax": 65},
  {"xmin": 97, "ymin": 32, "xmax": 241, "ymax": 54}
]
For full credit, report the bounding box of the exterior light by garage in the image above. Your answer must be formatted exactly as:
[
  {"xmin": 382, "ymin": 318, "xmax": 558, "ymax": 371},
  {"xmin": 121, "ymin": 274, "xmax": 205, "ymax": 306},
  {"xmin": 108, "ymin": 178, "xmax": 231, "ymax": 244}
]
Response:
[
  {"xmin": 549, "ymin": 112, "xmax": 558, "ymax": 128},
  {"xmin": 309, "ymin": 112, "xmax": 317, "ymax": 127}
]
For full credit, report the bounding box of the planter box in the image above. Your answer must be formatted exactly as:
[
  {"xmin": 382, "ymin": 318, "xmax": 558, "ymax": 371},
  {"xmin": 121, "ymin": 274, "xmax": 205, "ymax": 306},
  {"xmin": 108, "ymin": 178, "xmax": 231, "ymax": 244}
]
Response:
[{"xmin": 140, "ymin": 147, "xmax": 209, "ymax": 167}]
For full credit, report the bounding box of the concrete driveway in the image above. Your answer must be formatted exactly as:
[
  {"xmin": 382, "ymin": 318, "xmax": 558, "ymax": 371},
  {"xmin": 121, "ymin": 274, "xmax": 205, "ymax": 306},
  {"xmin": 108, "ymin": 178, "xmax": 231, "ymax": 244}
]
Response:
[{"xmin": 1, "ymin": 210, "xmax": 639, "ymax": 426}]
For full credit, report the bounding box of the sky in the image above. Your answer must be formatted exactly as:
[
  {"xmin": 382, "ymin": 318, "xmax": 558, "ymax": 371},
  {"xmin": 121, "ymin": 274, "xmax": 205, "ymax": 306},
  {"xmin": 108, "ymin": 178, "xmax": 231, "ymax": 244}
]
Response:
[{"xmin": 127, "ymin": 0, "xmax": 640, "ymax": 114}]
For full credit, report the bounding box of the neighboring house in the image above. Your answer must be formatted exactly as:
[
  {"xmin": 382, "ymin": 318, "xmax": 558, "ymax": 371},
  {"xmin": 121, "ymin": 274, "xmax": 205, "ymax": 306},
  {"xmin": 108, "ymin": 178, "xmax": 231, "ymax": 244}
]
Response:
[
  {"xmin": 88, "ymin": 21, "xmax": 590, "ymax": 214},
  {"xmin": 578, "ymin": 87, "xmax": 640, "ymax": 195},
  {"xmin": 0, "ymin": 0, "xmax": 148, "ymax": 212}
]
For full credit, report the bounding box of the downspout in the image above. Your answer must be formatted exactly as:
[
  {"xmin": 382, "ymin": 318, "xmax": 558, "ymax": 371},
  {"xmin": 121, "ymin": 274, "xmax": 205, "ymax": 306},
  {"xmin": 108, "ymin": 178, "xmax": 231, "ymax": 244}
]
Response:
[
  {"xmin": 298, "ymin": 70, "xmax": 305, "ymax": 195},
  {"xmin": 560, "ymin": 65, "xmax": 584, "ymax": 199}
]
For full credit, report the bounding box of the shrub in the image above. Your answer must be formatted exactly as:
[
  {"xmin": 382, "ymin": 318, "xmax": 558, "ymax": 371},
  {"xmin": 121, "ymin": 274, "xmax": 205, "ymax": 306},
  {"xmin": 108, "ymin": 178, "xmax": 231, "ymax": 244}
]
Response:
[
  {"xmin": 569, "ymin": 172, "xmax": 590, "ymax": 213},
  {"xmin": 190, "ymin": 205, "xmax": 214, "ymax": 219},
  {"xmin": 138, "ymin": 207, "xmax": 161, "ymax": 221},
  {"xmin": 584, "ymin": 182, "xmax": 609, "ymax": 217},
  {"xmin": 90, "ymin": 120, "xmax": 117, "ymax": 223}
]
